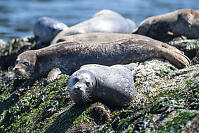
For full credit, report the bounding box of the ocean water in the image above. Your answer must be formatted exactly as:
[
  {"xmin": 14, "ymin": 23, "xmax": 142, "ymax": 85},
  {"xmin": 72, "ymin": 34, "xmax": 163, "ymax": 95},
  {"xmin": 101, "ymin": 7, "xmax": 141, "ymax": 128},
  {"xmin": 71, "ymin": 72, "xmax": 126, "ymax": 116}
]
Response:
[{"xmin": 0, "ymin": 0, "xmax": 198, "ymax": 41}]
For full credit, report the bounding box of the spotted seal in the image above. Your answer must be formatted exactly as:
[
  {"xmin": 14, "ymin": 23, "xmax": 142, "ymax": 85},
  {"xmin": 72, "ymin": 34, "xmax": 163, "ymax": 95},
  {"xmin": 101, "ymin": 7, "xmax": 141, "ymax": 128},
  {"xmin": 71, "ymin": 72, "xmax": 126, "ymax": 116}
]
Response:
[
  {"xmin": 68, "ymin": 63, "xmax": 137, "ymax": 106},
  {"xmin": 133, "ymin": 9, "xmax": 199, "ymax": 42},
  {"xmin": 13, "ymin": 33, "xmax": 190, "ymax": 82},
  {"xmin": 51, "ymin": 10, "xmax": 136, "ymax": 44},
  {"xmin": 33, "ymin": 17, "xmax": 68, "ymax": 45}
]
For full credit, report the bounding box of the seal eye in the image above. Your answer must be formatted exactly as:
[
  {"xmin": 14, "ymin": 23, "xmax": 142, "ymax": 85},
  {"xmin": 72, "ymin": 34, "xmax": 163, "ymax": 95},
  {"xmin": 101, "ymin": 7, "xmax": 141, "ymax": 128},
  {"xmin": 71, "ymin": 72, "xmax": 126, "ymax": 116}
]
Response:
[
  {"xmin": 15, "ymin": 60, "xmax": 19, "ymax": 65},
  {"xmin": 74, "ymin": 78, "xmax": 79, "ymax": 82},
  {"xmin": 23, "ymin": 61, "xmax": 29, "ymax": 66},
  {"xmin": 86, "ymin": 82, "xmax": 90, "ymax": 87}
]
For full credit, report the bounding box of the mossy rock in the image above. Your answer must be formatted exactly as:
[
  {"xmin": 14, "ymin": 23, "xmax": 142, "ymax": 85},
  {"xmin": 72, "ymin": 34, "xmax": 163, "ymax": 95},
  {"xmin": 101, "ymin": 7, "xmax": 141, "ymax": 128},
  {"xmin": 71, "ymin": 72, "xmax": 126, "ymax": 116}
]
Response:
[{"xmin": 0, "ymin": 37, "xmax": 198, "ymax": 132}]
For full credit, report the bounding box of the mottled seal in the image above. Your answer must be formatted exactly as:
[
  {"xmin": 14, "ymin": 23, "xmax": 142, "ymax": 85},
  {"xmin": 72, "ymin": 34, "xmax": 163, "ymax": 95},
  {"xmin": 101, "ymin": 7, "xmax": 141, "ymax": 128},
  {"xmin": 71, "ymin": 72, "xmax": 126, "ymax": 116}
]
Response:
[
  {"xmin": 133, "ymin": 9, "xmax": 199, "ymax": 42},
  {"xmin": 68, "ymin": 63, "xmax": 137, "ymax": 106},
  {"xmin": 13, "ymin": 33, "xmax": 190, "ymax": 82},
  {"xmin": 51, "ymin": 10, "xmax": 136, "ymax": 44},
  {"xmin": 33, "ymin": 17, "xmax": 68, "ymax": 45}
]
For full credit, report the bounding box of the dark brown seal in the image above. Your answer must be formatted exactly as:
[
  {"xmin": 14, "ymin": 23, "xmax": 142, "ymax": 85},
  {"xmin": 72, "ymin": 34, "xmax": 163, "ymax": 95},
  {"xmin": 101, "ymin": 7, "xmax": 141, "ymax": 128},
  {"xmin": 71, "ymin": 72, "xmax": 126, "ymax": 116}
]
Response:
[
  {"xmin": 13, "ymin": 33, "xmax": 190, "ymax": 82},
  {"xmin": 68, "ymin": 63, "xmax": 137, "ymax": 106},
  {"xmin": 133, "ymin": 9, "xmax": 199, "ymax": 42}
]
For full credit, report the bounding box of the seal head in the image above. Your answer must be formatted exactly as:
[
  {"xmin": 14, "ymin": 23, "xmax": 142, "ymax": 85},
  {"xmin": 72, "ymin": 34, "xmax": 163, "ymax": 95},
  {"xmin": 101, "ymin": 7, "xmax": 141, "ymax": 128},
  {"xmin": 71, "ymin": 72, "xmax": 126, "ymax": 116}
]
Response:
[
  {"xmin": 13, "ymin": 50, "xmax": 37, "ymax": 79},
  {"xmin": 34, "ymin": 17, "xmax": 68, "ymax": 45},
  {"xmin": 68, "ymin": 70, "xmax": 96, "ymax": 104}
]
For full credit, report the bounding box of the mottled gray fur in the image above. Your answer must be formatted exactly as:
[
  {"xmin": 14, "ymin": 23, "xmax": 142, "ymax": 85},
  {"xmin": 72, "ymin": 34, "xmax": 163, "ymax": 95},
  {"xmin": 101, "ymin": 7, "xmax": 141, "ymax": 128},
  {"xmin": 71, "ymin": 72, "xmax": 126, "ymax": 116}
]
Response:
[{"xmin": 68, "ymin": 63, "xmax": 137, "ymax": 106}]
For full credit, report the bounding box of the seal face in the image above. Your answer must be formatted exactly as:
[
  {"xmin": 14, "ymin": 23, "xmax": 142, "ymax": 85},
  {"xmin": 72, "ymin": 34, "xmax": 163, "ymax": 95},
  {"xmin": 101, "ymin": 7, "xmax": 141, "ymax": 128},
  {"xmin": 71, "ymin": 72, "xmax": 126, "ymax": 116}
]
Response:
[
  {"xmin": 68, "ymin": 70, "xmax": 96, "ymax": 104},
  {"xmin": 33, "ymin": 17, "xmax": 68, "ymax": 45},
  {"xmin": 68, "ymin": 64, "xmax": 137, "ymax": 106},
  {"xmin": 13, "ymin": 33, "xmax": 190, "ymax": 82},
  {"xmin": 133, "ymin": 9, "xmax": 199, "ymax": 42},
  {"xmin": 51, "ymin": 10, "xmax": 136, "ymax": 44},
  {"xmin": 13, "ymin": 51, "xmax": 37, "ymax": 79}
]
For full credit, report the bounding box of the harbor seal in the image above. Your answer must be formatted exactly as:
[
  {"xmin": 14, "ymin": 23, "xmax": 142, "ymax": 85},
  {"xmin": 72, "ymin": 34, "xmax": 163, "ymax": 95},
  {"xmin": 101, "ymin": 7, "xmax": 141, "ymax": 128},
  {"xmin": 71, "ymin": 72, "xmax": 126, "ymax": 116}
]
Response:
[
  {"xmin": 51, "ymin": 10, "xmax": 136, "ymax": 44},
  {"xmin": 68, "ymin": 63, "xmax": 137, "ymax": 106},
  {"xmin": 133, "ymin": 9, "xmax": 199, "ymax": 42},
  {"xmin": 33, "ymin": 17, "xmax": 68, "ymax": 45},
  {"xmin": 13, "ymin": 33, "xmax": 190, "ymax": 82}
]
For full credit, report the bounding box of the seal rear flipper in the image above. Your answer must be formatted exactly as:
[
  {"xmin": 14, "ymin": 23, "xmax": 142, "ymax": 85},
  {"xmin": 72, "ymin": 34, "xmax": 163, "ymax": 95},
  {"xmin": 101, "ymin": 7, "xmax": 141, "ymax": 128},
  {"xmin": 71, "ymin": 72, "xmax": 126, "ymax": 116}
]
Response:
[
  {"xmin": 122, "ymin": 63, "xmax": 138, "ymax": 71},
  {"xmin": 160, "ymin": 42, "xmax": 184, "ymax": 54},
  {"xmin": 46, "ymin": 68, "xmax": 62, "ymax": 83},
  {"xmin": 160, "ymin": 48, "xmax": 191, "ymax": 69},
  {"xmin": 122, "ymin": 63, "xmax": 138, "ymax": 76}
]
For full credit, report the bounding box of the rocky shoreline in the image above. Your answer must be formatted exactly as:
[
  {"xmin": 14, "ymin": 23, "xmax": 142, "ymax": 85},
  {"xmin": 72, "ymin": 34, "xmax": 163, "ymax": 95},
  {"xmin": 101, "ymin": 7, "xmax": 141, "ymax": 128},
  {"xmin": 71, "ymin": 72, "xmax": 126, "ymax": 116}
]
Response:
[{"xmin": 0, "ymin": 37, "xmax": 198, "ymax": 132}]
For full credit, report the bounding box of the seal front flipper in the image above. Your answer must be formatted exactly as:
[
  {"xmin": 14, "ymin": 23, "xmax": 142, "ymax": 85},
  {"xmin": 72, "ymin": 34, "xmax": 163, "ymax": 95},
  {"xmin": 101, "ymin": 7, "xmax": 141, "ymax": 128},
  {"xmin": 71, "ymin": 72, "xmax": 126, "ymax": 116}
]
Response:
[{"xmin": 46, "ymin": 68, "xmax": 62, "ymax": 83}]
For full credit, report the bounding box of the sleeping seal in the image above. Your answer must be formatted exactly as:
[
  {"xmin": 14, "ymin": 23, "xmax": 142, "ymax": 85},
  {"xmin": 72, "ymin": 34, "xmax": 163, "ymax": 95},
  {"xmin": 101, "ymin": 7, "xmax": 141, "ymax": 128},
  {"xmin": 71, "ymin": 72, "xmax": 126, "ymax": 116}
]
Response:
[
  {"xmin": 133, "ymin": 9, "xmax": 199, "ymax": 42},
  {"xmin": 68, "ymin": 63, "xmax": 137, "ymax": 106},
  {"xmin": 33, "ymin": 17, "xmax": 68, "ymax": 45},
  {"xmin": 13, "ymin": 33, "xmax": 190, "ymax": 82},
  {"xmin": 51, "ymin": 10, "xmax": 136, "ymax": 44}
]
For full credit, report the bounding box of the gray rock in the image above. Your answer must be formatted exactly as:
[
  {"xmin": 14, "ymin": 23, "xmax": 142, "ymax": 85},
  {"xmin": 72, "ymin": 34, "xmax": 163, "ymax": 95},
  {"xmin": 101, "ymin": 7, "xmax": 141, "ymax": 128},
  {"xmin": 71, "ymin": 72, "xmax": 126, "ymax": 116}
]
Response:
[{"xmin": 132, "ymin": 58, "xmax": 199, "ymax": 105}]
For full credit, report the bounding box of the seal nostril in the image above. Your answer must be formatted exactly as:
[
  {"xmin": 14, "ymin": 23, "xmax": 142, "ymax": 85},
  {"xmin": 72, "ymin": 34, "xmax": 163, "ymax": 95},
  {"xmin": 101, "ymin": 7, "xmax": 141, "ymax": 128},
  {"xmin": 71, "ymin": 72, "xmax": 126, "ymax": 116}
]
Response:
[
  {"xmin": 13, "ymin": 67, "xmax": 17, "ymax": 72},
  {"xmin": 74, "ymin": 87, "xmax": 81, "ymax": 93},
  {"xmin": 13, "ymin": 67, "xmax": 20, "ymax": 74},
  {"xmin": 75, "ymin": 87, "xmax": 80, "ymax": 91}
]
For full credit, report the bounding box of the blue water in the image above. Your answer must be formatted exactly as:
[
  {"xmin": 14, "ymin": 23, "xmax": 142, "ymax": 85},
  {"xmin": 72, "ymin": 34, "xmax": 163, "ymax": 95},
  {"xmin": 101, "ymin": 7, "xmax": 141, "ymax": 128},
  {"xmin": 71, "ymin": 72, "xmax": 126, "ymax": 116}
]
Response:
[{"xmin": 0, "ymin": 0, "xmax": 198, "ymax": 41}]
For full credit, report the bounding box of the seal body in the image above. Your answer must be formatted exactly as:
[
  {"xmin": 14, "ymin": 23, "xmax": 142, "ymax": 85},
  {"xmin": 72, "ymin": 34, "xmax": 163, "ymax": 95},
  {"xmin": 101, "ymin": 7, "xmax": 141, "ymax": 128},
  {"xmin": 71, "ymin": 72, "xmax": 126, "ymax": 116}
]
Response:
[
  {"xmin": 133, "ymin": 9, "xmax": 199, "ymax": 42},
  {"xmin": 68, "ymin": 63, "xmax": 137, "ymax": 106},
  {"xmin": 13, "ymin": 33, "xmax": 190, "ymax": 81},
  {"xmin": 33, "ymin": 17, "xmax": 68, "ymax": 45},
  {"xmin": 51, "ymin": 10, "xmax": 136, "ymax": 44}
]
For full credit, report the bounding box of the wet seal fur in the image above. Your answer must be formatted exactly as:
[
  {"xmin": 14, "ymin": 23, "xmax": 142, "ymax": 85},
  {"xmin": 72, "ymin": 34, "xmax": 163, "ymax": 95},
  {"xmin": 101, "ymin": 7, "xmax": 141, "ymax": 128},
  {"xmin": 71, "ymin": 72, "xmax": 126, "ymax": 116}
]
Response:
[
  {"xmin": 13, "ymin": 33, "xmax": 190, "ymax": 82},
  {"xmin": 51, "ymin": 9, "xmax": 136, "ymax": 44},
  {"xmin": 68, "ymin": 63, "xmax": 137, "ymax": 106},
  {"xmin": 133, "ymin": 9, "xmax": 199, "ymax": 42}
]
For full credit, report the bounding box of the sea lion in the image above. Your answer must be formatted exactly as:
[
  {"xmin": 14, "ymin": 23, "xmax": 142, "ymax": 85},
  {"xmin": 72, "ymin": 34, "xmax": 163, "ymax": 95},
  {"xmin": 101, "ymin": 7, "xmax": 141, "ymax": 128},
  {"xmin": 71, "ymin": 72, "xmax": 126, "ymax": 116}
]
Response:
[
  {"xmin": 13, "ymin": 33, "xmax": 190, "ymax": 82},
  {"xmin": 51, "ymin": 10, "xmax": 136, "ymax": 44},
  {"xmin": 68, "ymin": 63, "xmax": 137, "ymax": 106},
  {"xmin": 33, "ymin": 17, "xmax": 68, "ymax": 45},
  {"xmin": 133, "ymin": 9, "xmax": 199, "ymax": 42}
]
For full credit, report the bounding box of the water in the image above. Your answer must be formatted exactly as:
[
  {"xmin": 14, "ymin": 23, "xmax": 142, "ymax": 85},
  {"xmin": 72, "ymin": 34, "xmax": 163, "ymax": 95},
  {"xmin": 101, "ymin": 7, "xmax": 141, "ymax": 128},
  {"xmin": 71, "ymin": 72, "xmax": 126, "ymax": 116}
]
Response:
[{"xmin": 0, "ymin": 0, "xmax": 198, "ymax": 41}]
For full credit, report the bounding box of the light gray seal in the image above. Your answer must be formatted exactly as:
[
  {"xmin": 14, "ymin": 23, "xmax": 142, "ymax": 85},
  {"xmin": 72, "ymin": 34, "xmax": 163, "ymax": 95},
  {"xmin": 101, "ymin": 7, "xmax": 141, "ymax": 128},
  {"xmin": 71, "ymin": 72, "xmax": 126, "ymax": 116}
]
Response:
[
  {"xmin": 33, "ymin": 17, "xmax": 68, "ymax": 45},
  {"xmin": 133, "ymin": 9, "xmax": 199, "ymax": 42},
  {"xmin": 51, "ymin": 10, "xmax": 136, "ymax": 44},
  {"xmin": 12, "ymin": 33, "xmax": 190, "ymax": 82},
  {"xmin": 68, "ymin": 63, "xmax": 137, "ymax": 106}
]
